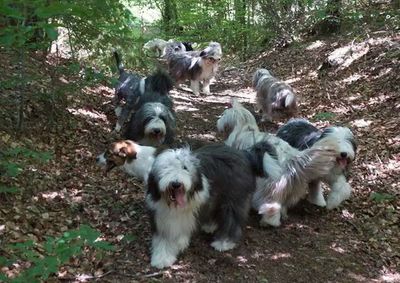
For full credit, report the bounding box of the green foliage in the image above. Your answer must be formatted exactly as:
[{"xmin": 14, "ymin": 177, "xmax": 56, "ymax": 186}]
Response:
[
  {"xmin": 370, "ymin": 192, "xmax": 396, "ymax": 202},
  {"xmin": 312, "ymin": 111, "xmax": 336, "ymax": 121},
  {"xmin": 0, "ymin": 225, "xmax": 115, "ymax": 283},
  {"xmin": 0, "ymin": 147, "xmax": 53, "ymax": 193}
]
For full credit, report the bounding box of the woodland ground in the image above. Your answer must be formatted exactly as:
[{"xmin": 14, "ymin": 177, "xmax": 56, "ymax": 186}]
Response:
[{"xmin": 0, "ymin": 31, "xmax": 399, "ymax": 282}]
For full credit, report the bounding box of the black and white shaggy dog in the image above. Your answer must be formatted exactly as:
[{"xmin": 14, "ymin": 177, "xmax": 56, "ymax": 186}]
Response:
[
  {"xmin": 217, "ymin": 100, "xmax": 341, "ymax": 227},
  {"xmin": 146, "ymin": 144, "xmax": 256, "ymax": 268},
  {"xmin": 165, "ymin": 41, "xmax": 222, "ymax": 95},
  {"xmin": 112, "ymin": 50, "xmax": 174, "ymax": 132},
  {"xmin": 124, "ymin": 91, "xmax": 176, "ymax": 146},
  {"xmin": 252, "ymin": 68, "xmax": 297, "ymax": 122},
  {"xmin": 276, "ymin": 118, "xmax": 357, "ymax": 209}
]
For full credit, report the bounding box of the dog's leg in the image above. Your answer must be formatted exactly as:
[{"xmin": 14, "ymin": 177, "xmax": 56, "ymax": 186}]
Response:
[
  {"xmin": 190, "ymin": 80, "xmax": 200, "ymax": 95},
  {"xmin": 258, "ymin": 202, "xmax": 281, "ymax": 227},
  {"xmin": 261, "ymin": 103, "xmax": 273, "ymax": 122},
  {"xmin": 211, "ymin": 203, "xmax": 248, "ymax": 251},
  {"xmin": 201, "ymin": 223, "xmax": 218, "ymax": 234},
  {"xmin": 326, "ymin": 175, "xmax": 351, "ymax": 209},
  {"xmin": 151, "ymin": 234, "xmax": 185, "ymax": 268},
  {"xmin": 202, "ymin": 79, "xmax": 211, "ymax": 95},
  {"xmin": 307, "ymin": 180, "xmax": 326, "ymax": 207}
]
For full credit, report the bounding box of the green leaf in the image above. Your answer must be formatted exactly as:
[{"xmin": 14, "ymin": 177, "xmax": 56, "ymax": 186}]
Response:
[
  {"xmin": 0, "ymin": 186, "xmax": 19, "ymax": 194},
  {"xmin": 2, "ymin": 162, "xmax": 22, "ymax": 177},
  {"xmin": 312, "ymin": 112, "xmax": 336, "ymax": 121},
  {"xmin": 0, "ymin": 33, "xmax": 15, "ymax": 47},
  {"xmin": 91, "ymin": 241, "xmax": 115, "ymax": 251},
  {"xmin": 44, "ymin": 26, "xmax": 58, "ymax": 41},
  {"xmin": 370, "ymin": 192, "xmax": 395, "ymax": 202},
  {"xmin": 122, "ymin": 234, "xmax": 136, "ymax": 243}
]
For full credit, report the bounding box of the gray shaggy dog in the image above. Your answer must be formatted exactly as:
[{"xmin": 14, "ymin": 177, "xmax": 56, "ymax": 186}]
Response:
[
  {"xmin": 276, "ymin": 118, "xmax": 357, "ymax": 209},
  {"xmin": 252, "ymin": 68, "xmax": 297, "ymax": 122}
]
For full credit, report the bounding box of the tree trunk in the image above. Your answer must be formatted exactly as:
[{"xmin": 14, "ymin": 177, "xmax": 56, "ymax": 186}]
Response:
[{"xmin": 162, "ymin": 0, "xmax": 178, "ymax": 35}]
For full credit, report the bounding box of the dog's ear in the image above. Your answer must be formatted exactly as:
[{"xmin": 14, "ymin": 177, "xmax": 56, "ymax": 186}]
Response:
[
  {"xmin": 120, "ymin": 142, "xmax": 137, "ymax": 159},
  {"xmin": 112, "ymin": 141, "xmax": 137, "ymax": 159}
]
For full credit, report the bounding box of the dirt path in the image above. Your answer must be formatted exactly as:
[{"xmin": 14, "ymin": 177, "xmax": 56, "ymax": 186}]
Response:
[{"xmin": 1, "ymin": 33, "xmax": 399, "ymax": 283}]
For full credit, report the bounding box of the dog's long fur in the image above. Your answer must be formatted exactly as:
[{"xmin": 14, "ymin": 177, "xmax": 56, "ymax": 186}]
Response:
[
  {"xmin": 165, "ymin": 42, "xmax": 222, "ymax": 95},
  {"xmin": 217, "ymin": 100, "xmax": 340, "ymax": 227},
  {"xmin": 146, "ymin": 144, "xmax": 256, "ymax": 268},
  {"xmin": 276, "ymin": 118, "xmax": 357, "ymax": 209},
  {"xmin": 252, "ymin": 68, "xmax": 297, "ymax": 122},
  {"xmin": 113, "ymin": 51, "xmax": 173, "ymax": 132},
  {"xmin": 124, "ymin": 91, "xmax": 176, "ymax": 146}
]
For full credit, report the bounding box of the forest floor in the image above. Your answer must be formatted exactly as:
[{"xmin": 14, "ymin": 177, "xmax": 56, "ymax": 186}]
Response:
[{"xmin": 1, "ymin": 31, "xmax": 399, "ymax": 283}]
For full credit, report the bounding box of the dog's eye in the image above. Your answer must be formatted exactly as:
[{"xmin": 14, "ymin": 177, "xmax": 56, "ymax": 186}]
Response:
[
  {"xmin": 182, "ymin": 165, "xmax": 188, "ymax": 170},
  {"xmin": 144, "ymin": 117, "xmax": 152, "ymax": 124}
]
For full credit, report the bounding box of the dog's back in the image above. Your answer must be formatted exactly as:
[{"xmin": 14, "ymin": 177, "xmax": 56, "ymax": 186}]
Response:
[{"xmin": 276, "ymin": 119, "xmax": 321, "ymax": 150}]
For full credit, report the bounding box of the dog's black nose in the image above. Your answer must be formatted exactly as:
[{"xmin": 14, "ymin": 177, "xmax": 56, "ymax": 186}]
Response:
[
  {"xmin": 171, "ymin": 181, "xmax": 181, "ymax": 189},
  {"xmin": 153, "ymin": 128, "xmax": 161, "ymax": 134},
  {"xmin": 340, "ymin": 152, "xmax": 348, "ymax": 158}
]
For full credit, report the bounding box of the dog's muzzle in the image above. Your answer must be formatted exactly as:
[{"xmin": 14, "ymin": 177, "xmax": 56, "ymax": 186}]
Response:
[
  {"xmin": 336, "ymin": 152, "xmax": 351, "ymax": 169},
  {"xmin": 166, "ymin": 181, "xmax": 186, "ymax": 207}
]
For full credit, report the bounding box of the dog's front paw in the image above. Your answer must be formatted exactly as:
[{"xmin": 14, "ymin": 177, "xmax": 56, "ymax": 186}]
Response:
[
  {"xmin": 211, "ymin": 239, "xmax": 236, "ymax": 251},
  {"xmin": 151, "ymin": 251, "xmax": 176, "ymax": 269},
  {"xmin": 326, "ymin": 183, "xmax": 351, "ymax": 210},
  {"xmin": 114, "ymin": 123, "xmax": 122, "ymax": 132},
  {"xmin": 260, "ymin": 213, "xmax": 281, "ymax": 227},
  {"xmin": 307, "ymin": 194, "xmax": 327, "ymax": 207}
]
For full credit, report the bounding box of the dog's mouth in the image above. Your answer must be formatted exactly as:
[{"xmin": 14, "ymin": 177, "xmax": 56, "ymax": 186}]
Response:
[
  {"xmin": 104, "ymin": 160, "xmax": 117, "ymax": 175},
  {"xmin": 336, "ymin": 157, "xmax": 350, "ymax": 169},
  {"xmin": 207, "ymin": 57, "xmax": 220, "ymax": 64},
  {"xmin": 166, "ymin": 184, "xmax": 186, "ymax": 208}
]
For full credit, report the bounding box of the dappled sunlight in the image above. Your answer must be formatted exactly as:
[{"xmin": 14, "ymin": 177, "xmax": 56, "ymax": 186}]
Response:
[
  {"xmin": 331, "ymin": 105, "xmax": 350, "ymax": 115},
  {"xmin": 285, "ymin": 77, "xmax": 301, "ymax": 84},
  {"xmin": 360, "ymin": 156, "xmax": 400, "ymax": 182},
  {"xmin": 350, "ymin": 119, "xmax": 373, "ymax": 128},
  {"xmin": 306, "ymin": 40, "xmax": 326, "ymax": 50},
  {"xmin": 379, "ymin": 270, "xmax": 400, "ymax": 282},
  {"xmin": 341, "ymin": 209, "xmax": 355, "ymax": 220},
  {"xmin": 175, "ymin": 104, "xmax": 199, "ymax": 112},
  {"xmin": 341, "ymin": 73, "xmax": 365, "ymax": 84},
  {"xmin": 270, "ymin": 253, "xmax": 291, "ymax": 260},
  {"xmin": 329, "ymin": 242, "xmax": 347, "ymax": 254},
  {"xmin": 366, "ymin": 94, "xmax": 392, "ymax": 106},
  {"xmin": 67, "ymin": 107, "xmax": 107, "ymax": 121},
  {"xmin": 187, "ymin": 132, "xmax": 217, "ymax": 142}
]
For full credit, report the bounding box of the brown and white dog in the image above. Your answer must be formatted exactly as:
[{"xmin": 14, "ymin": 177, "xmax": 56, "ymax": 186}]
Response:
[{"xmin": 96, "ymin": 140, "xmax": 161, "ymax": 182}]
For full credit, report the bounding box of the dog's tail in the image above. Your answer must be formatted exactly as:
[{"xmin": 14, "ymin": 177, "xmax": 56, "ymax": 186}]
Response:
[
  {"xmin": 265, "ymin": 138, "xmax": 338, "ymax": 208},
  {"xmin": 146, "ymin": 69, "xmax": 174, "ymax": 94},
  {"xmin": 113, "ymin": 49, "xmax": 124, "ymax": 75},
  {"xmin": 284, "ymin": 92, "xmax": 297, "ymax": 108}
]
